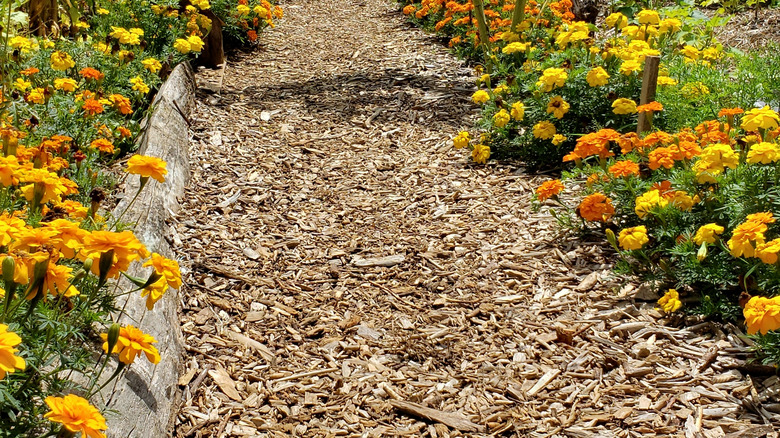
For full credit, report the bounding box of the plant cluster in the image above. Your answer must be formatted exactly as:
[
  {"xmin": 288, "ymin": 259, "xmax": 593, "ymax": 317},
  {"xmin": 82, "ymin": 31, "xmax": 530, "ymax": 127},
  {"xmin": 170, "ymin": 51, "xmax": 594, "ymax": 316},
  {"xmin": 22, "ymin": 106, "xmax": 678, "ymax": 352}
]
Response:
[
  {"xmin": 0, "ymin": 0, "xmax": 279, "ymax": 436},
  {"xmin": 535, "ymin": 106, "xmax": 780, "ymax": 363},
  {"xmin": 402, "ymin": 0, "xmax": 738, "ymax": 169},
  {"xmin": 211, "ymin": 0, "xmax": 284, "ymax": 46}
]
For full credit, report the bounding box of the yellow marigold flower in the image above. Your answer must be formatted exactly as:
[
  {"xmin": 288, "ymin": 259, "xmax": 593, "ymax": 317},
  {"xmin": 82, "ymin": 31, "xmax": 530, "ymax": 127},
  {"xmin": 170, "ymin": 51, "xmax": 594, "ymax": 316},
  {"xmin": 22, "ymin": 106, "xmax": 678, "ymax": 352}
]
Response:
[
  {"xmin": 533, "ymin": 121, "xmax": 556, "ymax": 140},
  {"xmin": 578, "ymin": 193, "xmax": 615, "ymax": 222},
  {"xmin": 14, "ymin": 78, "xmax": 31, "ymax": 91},
  {"xmin": 728, "ymin": 217, "xmax": 769, "ymax": 258},
  {"xmin": 26, "ymin": 88, "xmax": 46, "ymax": 105},
  {"xmin": 605, "ymin": 12, "xmax": 628, "ymax": 29},
  {"xmin": 657, "ymin": 76, "xmax": 678, "ymax": 86},
  {"xmin": 657, "ymin": 289, "xmax": 682, "ymax": 313},
  {"xmin": 493, "ymin": 109, "xmax": 510, "ymax": 128},
  {"xmin": 634, "ymin": 190, "xmax": 668, "ymax": 219},
  {"xmin": 237, "ymin": 4, "xmax": 251, "ymax": 15},
  {"xmin": 510, "ymin": 102, "xmax": 525, "ymax": 121},
  {"xmin": 187, "ymin": 35, "xmax": 205, "ymax": 52},
  {"xmin": 96, "ymin": 7, "xmax": 109, "ymax": 14},
  {"xmin": 747, "ymin": 142, "xmax": 780, "ymax": 164},
  {"xmin": 551, "ymin": 134, "xmax": 567, "ymax": 146},
  {"xmin": 501, "ymin": 31, "xmax": 520, "ymax": 42},
  {"xmin": 0, "ymin": 324, "xmax": 25, "ymax": 379},
  {"xmin": 586, "ymin": 67, "xmax": 609, "ymax": 87},
  {"xmin": 502, "ymin": 42, "xmax": 529, "ymax": 54},
  {"xmin": 142, "ymin": 58, "xmax": 162, "ymax": 73},
  {"xmin": 681, "ymin": 82, "xmax": 710, "ymax": 99},
  {"xmin": 742, "ymin": 106, "xmax": 780, "ymax": 132},
  {"xmin": 637, "ymin": 9, "xmax": 660, "ymax": 25},
  {"xmin": 620, "ymin": 59, "xmax": 642, "ymax": 76},
  {"xmin": 693, "ymin": 223, "xmax": 725, "ymax": 245},
  {"xmin": 536, "ymin": 180, "xmax": 564, "ymax": 201},
  {"xmin": 110, "ymin": 26, "xmax": 143, "ymax": 45},
  {"xmin": 0, "ymin": 155, "xmax": 20, "ymax": 187},
  {"xmin": 744, "ymin": 296, "xmax": 780, "ymax": 335},
  {"xmin": 612, "ymin": 98, "xmax": 637, "ymax": 115},
  {"xmin": 472, "ymin": 144, "xmax": 490, "ymax": 164},
  {"xmin": 54, "ymin": 78, "xmax": 78, "ymax": 92},
  {"xmin": 546, "ymin": 96, "xmax": 570, "ymax": 119},
  {"xmin": 127, "ymin": 155, "xmax": 168, "ymax": 183},
  {"xmin": 618, "ymin": 225, "xmax": 649, "ymax": 250},
  {"xmin": 45, "ymin": 394, "xmax": 107, "ymax": 438},
  {"xmin": 536, "ymin": 68, "xmax": 568, "ymax": 92},
  {"xmin": 129, "ymin": 76, "xmax": 150, "ymax": 94},
  {"xmin": 192, "ymin": 0, "xmax": 210, "ymax": 9},
  {"xmin": 693, "ymin": 144, "xmax": 739, "ymax": 182},
  {"xmin": 756, "ymin": 238, "xmax": 780, "ymax": 264},
  {"xmin": 669, "ymin": 191, "xmax": 694, "ymax": 211},
  {"xmin": 452, "ymin": 131, "xmax": 470, "ymax": 149},
  {"xmin": 472, "ymin": 90, "xmax": 490, "ymax": 104},
  {"xmin": 680, "ymin": 45, "xmax": 700, "ymax": 60},
  {"xmin": 50, "ymin": 51, "xmax": 75, "ymax": 71},
  {"xmin": 659, "ymin": 18, "xmax": 681, "ymax": 33},
  {"xmin": 493, "ymin": 84, "xmax": 508, "ymax": 94},
  {"xmin": 174, "ymin": 38, "xmax": 191, "ymax": 54}
]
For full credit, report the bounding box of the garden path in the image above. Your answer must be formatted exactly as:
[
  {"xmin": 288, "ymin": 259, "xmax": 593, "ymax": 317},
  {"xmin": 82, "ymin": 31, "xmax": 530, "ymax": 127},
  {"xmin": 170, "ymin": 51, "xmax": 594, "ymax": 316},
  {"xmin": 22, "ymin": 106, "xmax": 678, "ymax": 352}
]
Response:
[{"xmin": 171, "ymin": 0, "xmax": 778, "ymax": 436}]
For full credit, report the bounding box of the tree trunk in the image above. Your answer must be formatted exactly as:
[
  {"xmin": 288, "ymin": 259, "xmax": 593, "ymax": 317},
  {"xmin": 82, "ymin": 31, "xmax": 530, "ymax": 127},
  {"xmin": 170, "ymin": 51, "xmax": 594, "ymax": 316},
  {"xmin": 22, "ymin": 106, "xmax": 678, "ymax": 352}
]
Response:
[{"xmin": 28, "ymin": 0, "xmax": 59, "ymax": 37}]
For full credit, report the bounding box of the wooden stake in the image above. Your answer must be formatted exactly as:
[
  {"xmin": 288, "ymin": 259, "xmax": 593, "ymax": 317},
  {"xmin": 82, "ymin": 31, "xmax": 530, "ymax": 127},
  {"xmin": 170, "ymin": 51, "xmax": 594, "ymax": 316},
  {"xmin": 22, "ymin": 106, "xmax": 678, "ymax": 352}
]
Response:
[
  {"xmin": 637, "ymin": 55, "xmax": 660, "ymax": 135},
  {"xmin": 510, "ymin": 0, "xmax": 527, "ymax": 34},
  {"xmin": 471, "ymin": 0, "xmax": 491, "ymax": 50}
]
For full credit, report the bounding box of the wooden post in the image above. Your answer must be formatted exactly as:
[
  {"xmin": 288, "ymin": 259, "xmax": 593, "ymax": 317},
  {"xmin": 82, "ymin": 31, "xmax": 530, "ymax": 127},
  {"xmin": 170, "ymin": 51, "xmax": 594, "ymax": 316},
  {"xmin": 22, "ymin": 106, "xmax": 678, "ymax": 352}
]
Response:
[
  {"xmin": 510, "ymin": 0, "xmax": 527, "ymax": 34},
  {"xmin": 472, "ymin": 0, "xmax": 491, "ymax": 50},
  {"xmin": 637, "ymin": 55, "xmax": 660, "ymax": 135}
]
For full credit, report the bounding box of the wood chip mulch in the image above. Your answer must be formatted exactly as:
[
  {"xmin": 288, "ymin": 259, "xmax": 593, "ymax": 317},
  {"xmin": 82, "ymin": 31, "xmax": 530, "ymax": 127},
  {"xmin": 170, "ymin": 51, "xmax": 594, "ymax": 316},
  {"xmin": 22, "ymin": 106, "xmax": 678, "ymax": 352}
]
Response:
[{"xmin": 170, "ymin": 0, "xmax": 780, "ymax": 436}]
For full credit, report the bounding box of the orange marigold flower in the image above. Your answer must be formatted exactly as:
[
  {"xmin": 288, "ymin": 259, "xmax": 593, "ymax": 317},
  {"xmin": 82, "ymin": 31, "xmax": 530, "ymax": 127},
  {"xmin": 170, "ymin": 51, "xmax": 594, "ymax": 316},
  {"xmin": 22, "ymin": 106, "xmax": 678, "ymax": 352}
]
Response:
[
  {"xmin": 117, "ymin": 126, "xmax": 132, "ymax": 138},
  {"xmin": 90, "ymin": 138, "xmax": 115, "ymax": 154},
  {"xmin": 642, "ymin": 131, "xmax": 673, "ymax": 147},
  {"xmin": 744, "ymin": 296, "xmax": 780, "ymax": 335},
  {"xmin": 79, "ymin": 67, "xmax": 105, "ymax": 81},
  {"xmin": 648, "ymin": 146, "xmax": 676, "ymax": 170},
  {"xmin": 636, "ymin": 101, "xmax": 663, "ymax": 113},
  {"xmin": 101, "ymin": 325, "xmax": 160, "ymax": 365},
  {"xmin": 617, "ymin": 132, "xmax": 644, "ymax": 154},
  {"xmin": 578, "ymin": 193, "xmax": 615, "ymax": 222},
  {"xmin": 45, "ymin": 394, "xmax": 107, "ymax": 438},
  {"xmin": 0, "ymin": 324, "xmax": 25, "ymax": 379},
  {"xmin": 718, "ymin": 107, "xmax": 744, "ymax": 118},
  {"xmin": 19, "ymin": 67, "xmax": 39, "ymax": 76},
  {"xmin": 571, "ymin": 129, "xmax": 620, "ymax": 159},
  {"xmin": 247, "ymin": 30, "xmax": 258, "ymax": 41},
  {"xmin": 536, "ymin": 179, "xmax": 564, "ymax": 201},
  {"xmin": 109, "ymin": 94, "xmax": 132, "ymax": 115},
  {"xmin": 82, "ymin": 99, "xmax": 104, "ymax": 116},
  {"xmin": 608, "ymin": 160, "xmax": 639, "ymax": 178}
]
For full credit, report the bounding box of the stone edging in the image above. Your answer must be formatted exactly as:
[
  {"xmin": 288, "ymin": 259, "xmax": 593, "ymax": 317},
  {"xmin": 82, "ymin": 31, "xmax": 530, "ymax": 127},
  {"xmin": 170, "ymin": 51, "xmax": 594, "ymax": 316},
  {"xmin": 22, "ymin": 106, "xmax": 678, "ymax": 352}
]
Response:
[{"xmin": 98, "ymin": 62, "xmax": 195, "ymax": 438}]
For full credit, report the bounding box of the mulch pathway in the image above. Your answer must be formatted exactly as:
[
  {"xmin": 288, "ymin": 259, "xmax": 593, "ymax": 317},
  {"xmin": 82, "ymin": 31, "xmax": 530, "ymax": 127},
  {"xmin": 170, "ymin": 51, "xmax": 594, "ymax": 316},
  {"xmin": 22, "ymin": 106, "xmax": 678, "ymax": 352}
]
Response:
[{"xmin": 170, "ymin": 0, "xmax": 780, "ymax": 436}]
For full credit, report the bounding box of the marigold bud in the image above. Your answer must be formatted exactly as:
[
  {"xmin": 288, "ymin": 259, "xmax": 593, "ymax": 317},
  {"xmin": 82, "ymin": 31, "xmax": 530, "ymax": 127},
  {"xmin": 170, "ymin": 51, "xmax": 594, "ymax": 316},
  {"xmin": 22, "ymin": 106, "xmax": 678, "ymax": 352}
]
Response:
[
  {"xmin": 106, "ymin": 323, "xmax": 121, "ymax": 355},
  {"xmin": 2, "ymin": 256, "xmax": 15, "ymax": 284}
]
